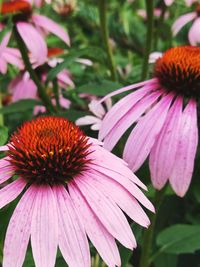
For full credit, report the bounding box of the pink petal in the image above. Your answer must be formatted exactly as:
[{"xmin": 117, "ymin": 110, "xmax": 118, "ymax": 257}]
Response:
[
  {"xmin": 31, "ymin": 185, "xmax": 58, "ymax": 267},
  {"xmin": 164, "ymin": 0, "xmax": 174, "ymax": 6},
  {"xmin": 3, "ymin": 186, "xmax": 36, "ymax": 267},
  {"xmin": 32, "ymin": 14, "xmax": 70, "ymax": 46},
  {"xmin": 102, "ymin": 90, "xmax": 163, "ymax": 151},
  {"xmin": 84, "ymin": 171, "xmax": 150, "ymax": 227},
  {"xmin": 0, "ymin": 178, "xmax": 26, "ymax": 209},
  {"xmin": 2, "ymin": 49, "xmax": 23, "ymax": 69},
  {"xmin": 57, "ymin": 70, "xmax": 75, "ymax": 88},
  {"xmin": 0, "ymin": 32, "xmax": 11, "ymax": 56},
  {"xmin": 69, "ymin": 183, "xmax": 121, "ymax": 267},
  {"xmin": 149, "ymin": 97, "xmax": 183, "ymax": 189},
  {"xmin": 76, "ymin": 116, "xmax": 101, "ymax": 127},
  {"xmin": 16, "ymin": 22, "xmax": 47, "ymax": 65},
  {"xmin": 89, "ymin": 144, "xmax": 147, "ymax": 190},
  {"xmin": 75, "ymin": 175, "xmax": 136, "ymax": 249},
  {"xmin": 0, "ymin": 166, "xmax": 14, "ymax": 184},
  {"xmin": 53, "ymin": 185, "xmax": 90, "ymax": 267},
  {"xmin": 99, "ymin": 78, "xmax": 157, "ymax": 103},
  {"xmin": 0, "ymin": 145, "xmax": 9, "ymax": 151},
  {"xmin": 91, "ymin": 162, "xmax": 155, "ymax": 212},
  {"xmin": 188, "ymin": 18, "xmax": 200, "ymax": 46},
  {"xmin": 123, "ymin": 93, "xmax": 174, "ymax": 171},
  {"xmin": 89, "ymin": 100, "xmax": 105, "ymax": 118},
  {"xmin": 99, "ymin": 82, "xmax": 156, "ymax": 141},
  {"xmin": 149, "ymin": 52, "xmax": 163, "ymax": 63},
  {"xmin": 172, "ymin": 12, "xmax": 196, "ymax": 36},
  {"xmin": 0, "ymin": 58, "xmax": 7, "ymax": 74},
  {"xmin": 169, "ymin": 100, "xmax": 198, "ymax": 197}
]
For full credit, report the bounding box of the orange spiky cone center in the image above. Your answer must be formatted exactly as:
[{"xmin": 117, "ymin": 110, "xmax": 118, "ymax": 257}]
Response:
[{"xmin": 8, "ymin": 117, "xmax": 92, "ymax": 185}]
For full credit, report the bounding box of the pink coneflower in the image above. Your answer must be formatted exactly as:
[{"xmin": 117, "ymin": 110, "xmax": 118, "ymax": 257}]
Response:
[
  {"xmin": 172, "ymin": 4, "xmax": 200, "ymax": 45},
  {"xmin": 0, "ymin": 32, "xmax": 23, "ymax": 74},
  {"xmin": 1, "ymin": 0, "xmax": 70, "ymax": 65},
  {"xmin": 99, "ymin": 46, "xmax": 199, "ymax": 197},
  {"xmin": 164, "ymin": 0, "xmax": 195, "ymax": 6},
  {"xmin": 76, "ymin": 98, "xmax": 112, "ymax": 131},
  {"xmin": 0, "ymin": 116, "xmax": 153, "ymax": 267}
]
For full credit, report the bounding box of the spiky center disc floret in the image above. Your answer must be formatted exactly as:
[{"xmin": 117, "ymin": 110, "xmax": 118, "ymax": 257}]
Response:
[
  {"xmin": 8, "ymin": 117, "xmax": 92, "ymax": 185},
  {"xmin": 1, "ymin": 0, "xmax": 32, "ymax": 21},
  {"xmin": 154, "ymin": 46, "xmax": 200, "ymax": 98}
]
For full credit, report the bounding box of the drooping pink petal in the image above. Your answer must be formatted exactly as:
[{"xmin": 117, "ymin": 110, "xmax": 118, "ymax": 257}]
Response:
[
  {"xmin": 16, "ymin": 22, "xmax": 47, "ymax": 65},
  {"xmin": 0, "ymin": 58, "xmax": 7, "ymax": 74},
  {"xmin": 69, "ymin": 183, "xmax": 121, "ymax": 267},
  {"xmin": 0, "ymin": 165, "xmax": 14, "ymax": 184},
  {"xmin": 169, "ymin": 100, "xmax": 198, "ymax": 197},
  {"xmin": 84, "ymin": 170, "xmax": 150, "ymax": 227},
  {"xmin": 149, "ymin": 97, "xmax": 183, "ymax": 189},
  {"xmin": 99, "ymin": 78, "xmax": 157, "ymax": 103},
  {"xmin": 99, "ymin": 82, "xmax": 157, "ymax": 141},
  {"xmin": 2, "ymin": 49, "xmax": 23, "ymax": 69},
  {"xmin": 89, "ymin": 100, "xmax": 105, "ymax": 118},
  {"xmin": 53, "ymin": 185, "xmax": 90, "ymax": 267},
  {"xmin": 164, "ymin": 0, "xmax": 174, "ymax": 6},
  {"xmin": 75, "ymin": 175, "xmax": 136, "ymax": 249},
  {"xmin": 123, "ymin": 93, "xmax": 174, "ymax": 171},
  {"xmin": 89, "ymin": 144, "xmax": 147, "ymax": 190},
  {"xmin": 76, "ymin": 116, "xmax": 101, "ymax": 127},
  {"xmin": 188, "ymin": 18, "xmax": 200, "ymax": 46},
  {"xmin": 0, "ymin": 145, "xmax": 9, "ymax": 151},
  {"xmin": 3, "ymin": 185, "xmax": 36, "ymax": 267},
  {"xmin": 172, "ymin": 12, "xmax": 196, "ymax": 36},
  {"xmin": 0, "ymin": 178, "xmax": 26, "ymax": 209},
  {"xmin": 102, "ymin": 90, "xmax": 163, "ymax": 151},
  {"xmin": 31, "ymin": 185, "xmax": 58, "ymax": 267},
  {"xmin": 57, "ymin": 70, "xmax": 75, "ymax": 88},
  {"xmin": 0, "ymin": 32, "xmax": 11, "ymax": 55},
  {"xmin": 32, "ymin": 14, "xmax": 70, "ymax": 46},
  {"xmin": 91, "ymin": 162, "xmax": 155, "ymax": 212},
  {"xmin": 149, "ymin": 52, "xmax": 163, "ymax": 64}
]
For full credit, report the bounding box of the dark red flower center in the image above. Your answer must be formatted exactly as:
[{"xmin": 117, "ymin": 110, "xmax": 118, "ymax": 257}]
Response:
[
  {"xmin": 1, "ymin": 0, "xmax": 32, "ymax": 21},
  {"xmin": 47, "ymin": 48, "xmax": 64, "ymax": 58},
  {"xmin": 8, "ymin": 117, "xmax": 92, "ymax": 185},
  {"xmin": 196, "ymin": 5, "xmax": 200, "ymax": 16},
  {"xmin": 154, "ymin": 46, "xmax": 200, "ymax": 98}
]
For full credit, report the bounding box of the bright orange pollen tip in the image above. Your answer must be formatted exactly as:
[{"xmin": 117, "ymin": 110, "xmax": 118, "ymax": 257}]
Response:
[
  {"xmin": 47, "ymin": 48, "xmax": 64, "ymax": 58},
  {"xmin": 155, "ymin": 46, "xmax": 200, "ymax": 74},
  {"xmin": 1, "ymin": 0, "xmax": 32, "ymax": 15},
  {"xmin": 8, "ymin": 117, "xmax": 92, "ymax": 185}
]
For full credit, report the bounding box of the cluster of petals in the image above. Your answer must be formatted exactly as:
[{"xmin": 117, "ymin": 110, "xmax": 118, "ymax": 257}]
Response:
[
  {"xmin": 99, "ymin": 70, "xmax": 198, "ymax": 197},
  {"xmin": 1, "ymin": 0, "xmax": 70, "ymax": 65},
  {"xmin": 76, "ymin": 98, "xmax": 112, "ymax": 131},
  {"xmin": 0, "ymin": 32, "xmax": 23, "ymax": 74},
  {"xmin": 172, "ymin": 6, "xmax": 200, "ymax": 45},
  {"xmin": 0, "ymin": 134, "xmax": 153, "ymax": 267}
]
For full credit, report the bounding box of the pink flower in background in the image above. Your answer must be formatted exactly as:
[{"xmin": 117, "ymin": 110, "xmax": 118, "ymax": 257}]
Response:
[
  {"xmin": 1, "ymin": 0, "xmax": 70, "ymax": 65},
  {"xmin": 137, "ymin": 8, "xmax": 169, "ymax": 20},
  {"xmin": 164, "ymin": 0, "xmax": 195, "ymax": 6},
  {"xmin": 27, "ymin": 0, "xmax": 44, "ymax": 7},
  {"xmin": 172, "ymin": 5, "xmax": 200, "ymax": 45},
  {"xmin": 76, "ymin": 98, "xmax": 112, "ymax": 131},
  {"xmin": 0, "ymin": 116, "xmax": 153, "ymax": 267},
  {"xmin": 0, "ymin": 32, "xmax": 23, "ymax": 74},
  {"xmin": 99, "ymin": 46, "xmax": 199, "ymax": 197}
]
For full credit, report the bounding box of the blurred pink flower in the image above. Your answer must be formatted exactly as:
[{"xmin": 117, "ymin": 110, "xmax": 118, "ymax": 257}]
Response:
[
  {"xmin": 137, "ymin": 8, "xmax": 169, "ymax": 19},
  {"xmin": 148, "ymin": 52, "xmax": 163, "ymax": 63},
  {"xmin": 0, "ymin": 116, "xmax": 153, "ymax": 267},
  {"xmin": 76, "ymin": 98, "xmax": 112, "ymax": 131},
  {"xmin": 99, "ymin": 46, "xmax": 199, "ymax": 197},
  {"xmin": 1, "ymin": 0, "xmax": 70, "ymax": 65},
  {"xmin": 0, "ymin": 32, "xmax": 23, "ymax": 73},
  {"xmin": 27, "ymin": 0, "xmax": 44, "ymax": 7},
  {"xmin": 164, "ymin": 0, "xmax": 195, "ymax": 6},
  {"xmin": 172, "ymin": 5, "xmax": 200, "ymax": 45}
]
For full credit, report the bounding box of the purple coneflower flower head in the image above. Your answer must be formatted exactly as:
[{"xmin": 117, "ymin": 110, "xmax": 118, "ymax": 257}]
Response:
[
  {"xmin": 76, "ymin": 98, "xmax": 112, "ymax": 131},
  {"xmin": 99, "ymin": 46, "xmax": 199, "ymax": 197},
  {"xmin": 0, "ymin": 116, "xmax": 153, "ymax": 267},
  {"xmin": 1, "ymin": 0, "xmax": 70, "ymax": 65},
  {"xmin": 0, "ymin": 32, "xmax": 23, "ymax": 73},
  {"xmin": 172, "ymin": 4, "xmax": 200, "ymax": 45}
]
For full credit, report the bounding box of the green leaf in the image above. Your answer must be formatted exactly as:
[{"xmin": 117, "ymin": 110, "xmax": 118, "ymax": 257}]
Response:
[
  {"xmin": 0, "ymin": 126, "xmax": 8, "ymax": 145},
  {"xmin": 77, "ymin": 80, "xmax": 122, "ymax": 96},
  {"xmin": 157, "ymin": 224, "xmax": 200, "ymax": 254},
  {"xmin": 0, "ymin": 100, "xmax": 41, "ymax": 115},
  {"xmin": 154, "ymin": 253, "xmax": 178, "ymax": 267},
  {"xmin": 47, "ymin": 47, "xmax": 105, "ymax": 81}
]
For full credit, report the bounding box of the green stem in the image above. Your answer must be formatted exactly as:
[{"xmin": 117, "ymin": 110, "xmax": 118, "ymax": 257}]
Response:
[
  {"xmin": 13, "ymin": 26, "xmax": 56, "ymax": 114},
  {"xmin": 139, "ymin": 188, "xmax": 166, "ymax": 267},
  {"xmin": 141, "ymin": 0, "xmax": 154, "ymax": 80},
  {"xmin": 0, "ymin": 93, "xmax": 4, "ymax": 126},
  {"xmin": 98, "ymin": 0, "xmax": 117, "ymax": 81},
  {"xmin": 52, "ymin": 79, "xmax": 60, "ymax": 109}
]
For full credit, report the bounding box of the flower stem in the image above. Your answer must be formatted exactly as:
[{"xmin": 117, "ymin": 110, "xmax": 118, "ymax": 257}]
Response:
[
  {"xmin": 141, "ymin": 0, "xmax": 154, "ymax": 80},
  {"xmin": 13, "ymin": 26, "xmax": 56, "ymax": 114},
  {"xmin": 139, "ymin": 187, "xmax": 166, "ymax": 267},
  {"xmin": 98, "ymin": 0, "xmax": 117, "ymax": 81}
]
